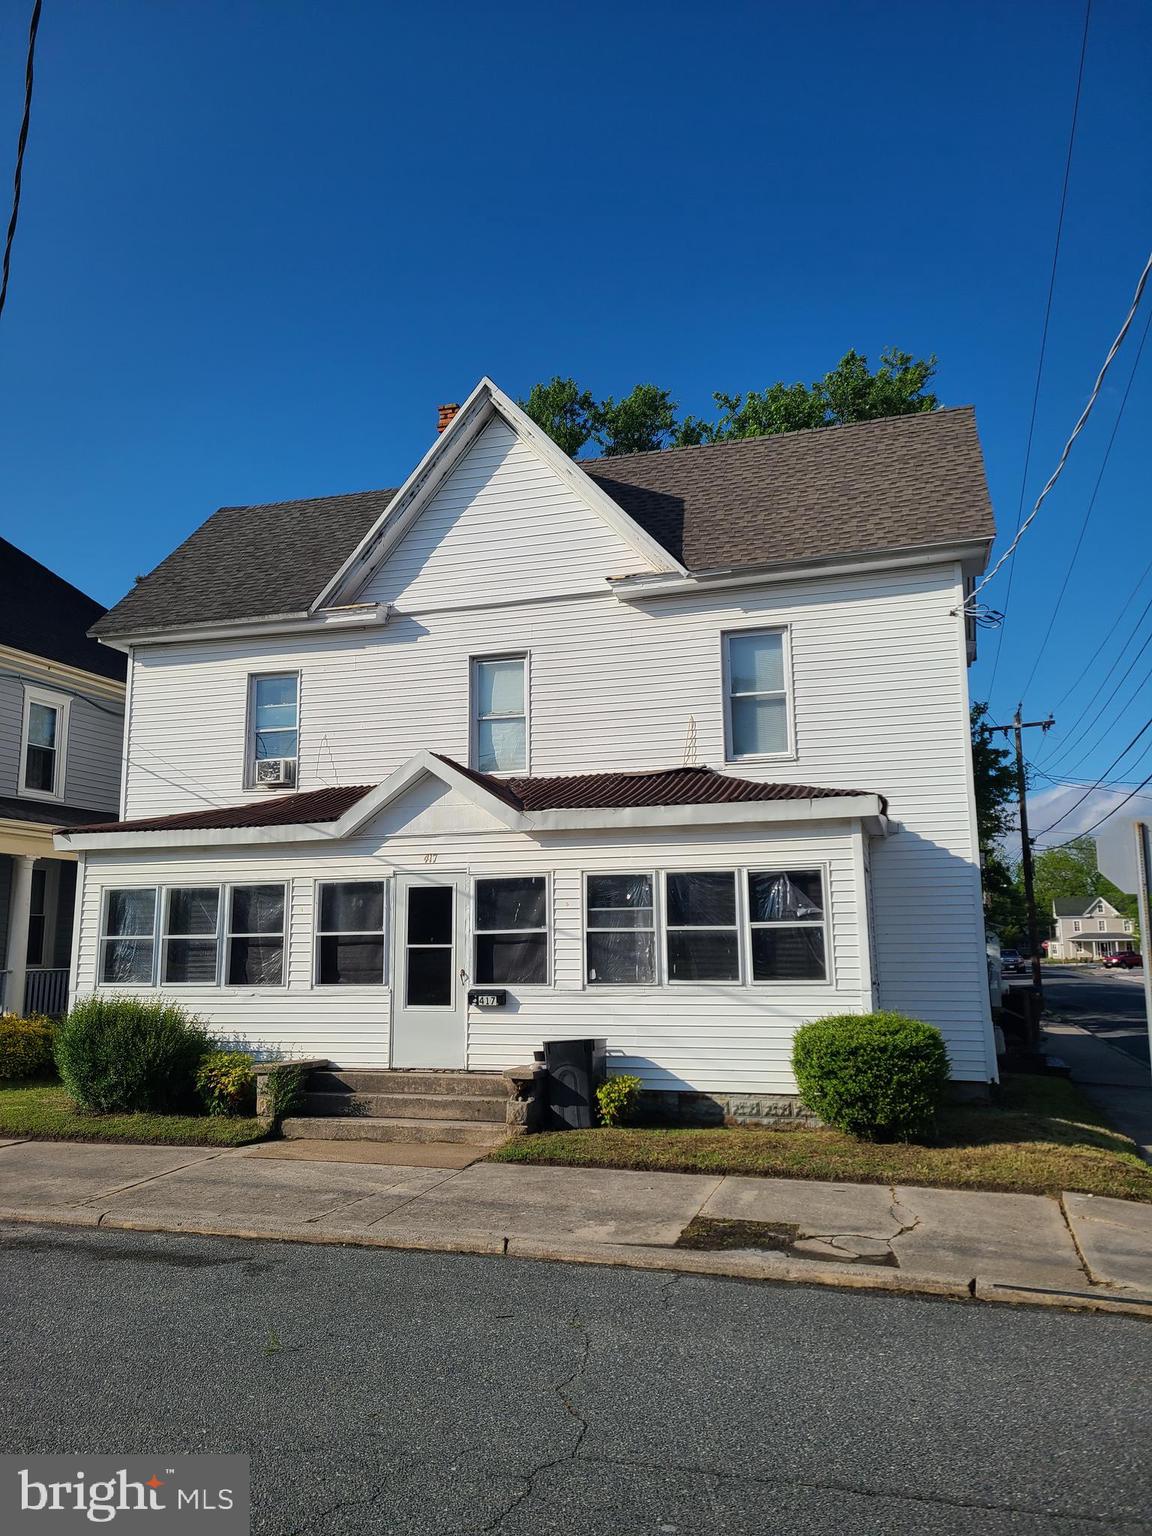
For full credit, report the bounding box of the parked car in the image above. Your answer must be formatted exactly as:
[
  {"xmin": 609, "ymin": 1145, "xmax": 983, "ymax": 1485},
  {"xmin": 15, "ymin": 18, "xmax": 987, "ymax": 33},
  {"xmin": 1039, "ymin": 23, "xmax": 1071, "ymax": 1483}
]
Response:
[
  {"xmin": 1000, "ymin": 950, "xmax": 1027, "ymax": 974},
  {"xmin": 1103, "ymin": 950, "xmax": 1143, "ymax": 969}
]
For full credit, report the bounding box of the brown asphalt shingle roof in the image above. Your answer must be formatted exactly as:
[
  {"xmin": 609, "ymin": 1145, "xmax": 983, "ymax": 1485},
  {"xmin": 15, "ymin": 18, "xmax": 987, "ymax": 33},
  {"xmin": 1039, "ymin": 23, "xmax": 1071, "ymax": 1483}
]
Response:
[
  {"xmin": 90, "ymin": 407, "xmax": 993, "ymax": 639},
  {"xmin": 67, "ymin": 762, "xmax": 880, "ymax": 835}
]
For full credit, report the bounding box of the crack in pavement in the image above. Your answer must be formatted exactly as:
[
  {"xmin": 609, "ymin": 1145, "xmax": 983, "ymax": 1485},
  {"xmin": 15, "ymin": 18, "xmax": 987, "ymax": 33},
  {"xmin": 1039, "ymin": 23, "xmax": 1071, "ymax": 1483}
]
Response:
[{"xmin": 478, "ymin": 1313, "xmax": 594, "ymax": 1534}]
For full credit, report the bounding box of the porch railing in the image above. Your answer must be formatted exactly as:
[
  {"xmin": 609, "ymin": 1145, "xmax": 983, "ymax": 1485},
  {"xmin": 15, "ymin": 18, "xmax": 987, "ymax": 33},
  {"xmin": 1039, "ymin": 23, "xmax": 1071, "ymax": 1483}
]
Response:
[{"xmin": 24, "ymin": 968, "xmax": 70, "ymax": 1019}]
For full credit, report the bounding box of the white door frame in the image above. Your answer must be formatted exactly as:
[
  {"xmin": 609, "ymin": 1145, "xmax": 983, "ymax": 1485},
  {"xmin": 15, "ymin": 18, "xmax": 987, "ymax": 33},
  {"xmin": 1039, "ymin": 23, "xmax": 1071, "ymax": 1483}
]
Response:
[{"xmin": 391, "ymin": 870, "xmax": 468, "ymax": 1069}]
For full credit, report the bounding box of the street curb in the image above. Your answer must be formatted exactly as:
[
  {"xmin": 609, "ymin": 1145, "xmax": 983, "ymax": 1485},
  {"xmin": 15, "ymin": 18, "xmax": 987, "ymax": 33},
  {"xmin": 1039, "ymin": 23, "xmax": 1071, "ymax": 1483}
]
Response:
[{"xmin": 2, "ymin": 1204, "xmax": 1150, "ymax": 1316}]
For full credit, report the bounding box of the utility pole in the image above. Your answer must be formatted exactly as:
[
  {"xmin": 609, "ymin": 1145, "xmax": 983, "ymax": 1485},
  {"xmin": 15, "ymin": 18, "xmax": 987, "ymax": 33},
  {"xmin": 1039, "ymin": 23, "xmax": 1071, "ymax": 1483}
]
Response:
[{"xmin": 990, "ymin": 710, "xmax": 1054, "ymax": 1001}]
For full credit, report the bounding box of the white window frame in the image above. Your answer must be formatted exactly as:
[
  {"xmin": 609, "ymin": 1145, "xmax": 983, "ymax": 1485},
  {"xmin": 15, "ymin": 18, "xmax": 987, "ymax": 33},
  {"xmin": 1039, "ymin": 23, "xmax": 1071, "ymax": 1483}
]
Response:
[
  {"xmin": 469, "ymin": 652, "xmax": 530, "ymax": 776},
  {"xmin": 160, "ymin": 885, "xmax": 223, "ymax": 989},
  {"xmin": 98, "ymin": 886, "xmax": 160, "ymax": 987},
  {"xmin": 472, "ymin": 872, "xmax": 551, "ymax": 988},
  {"xmin": 721, "ymin": 625, "xmax": 794, "ymax": 763},
  {"xmin": 661, "ymin": 869, "xmax": 744, "ymax": 986},
  {"xmin": 245, "ymin": 671, "xmax": 301, "ymax": 788},
  {"xmin": 225, "ymin": 882, "xmax": 289, "ymax": 990},
  {"xmin": 745, "ymin": 864, "xmax": 834, "ymax": 988},
  {"xmin": 313, "ymin": 879, "xmax": 389, "ymax": 988},
  {"xmin": 583, "ymin": 872, "xmax": 658, "ymax": 988},
  {"xmin": 20, "ymin": 686, "xmax": 70, "ymax": 802}
]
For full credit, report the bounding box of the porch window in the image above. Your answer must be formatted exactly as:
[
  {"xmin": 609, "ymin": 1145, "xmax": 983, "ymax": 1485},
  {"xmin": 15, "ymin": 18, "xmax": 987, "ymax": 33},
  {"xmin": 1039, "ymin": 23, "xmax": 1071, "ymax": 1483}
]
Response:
[
  {"xmin": 21, "ymin": 692, "xmax": 67, "ymax": 797},
  {"xmin": 249, "ymin": 674, "xmax": 299, "ymax": 779},
  {"xmin": 665, "ymin": 872, "xmax": 740, "ymax": 981},
  {"xmin": 162, "ymin": 887, "xmax": 221, "ymax": 984},
  {"xmin": 586, "ymin": 874, "xmax": 655, "ymax": 985},
  {"xmin": 746, "ymin": 869, "xmax": 827, "ymax": 981},
  {"xmin": 472, "ymin": 655, "xmax": 527, "ymax": 773},
  {"xmin": 227, "ymin": 884, "xmax": 286, "ymax": 986},
  {"xmin": 100, "ymin": 888, "xmax": 157, "ymax": 984},
  {"xmin": 474, "ymin": 877, "xmax": 548, "ymax": 984},
  {"xmin": 316, "ymin": 881, "xmax": 386, "ymax": 985},
  {"xmin": 724, "ymin": 628, "xmax": 790, "ymax": 759}
]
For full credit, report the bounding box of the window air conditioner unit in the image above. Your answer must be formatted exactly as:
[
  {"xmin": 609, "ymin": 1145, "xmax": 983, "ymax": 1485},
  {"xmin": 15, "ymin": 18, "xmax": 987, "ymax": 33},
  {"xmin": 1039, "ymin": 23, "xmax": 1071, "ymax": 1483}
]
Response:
[{"xmin": 256, "ymin": 757, "xmax": 296, "ymax": 788}]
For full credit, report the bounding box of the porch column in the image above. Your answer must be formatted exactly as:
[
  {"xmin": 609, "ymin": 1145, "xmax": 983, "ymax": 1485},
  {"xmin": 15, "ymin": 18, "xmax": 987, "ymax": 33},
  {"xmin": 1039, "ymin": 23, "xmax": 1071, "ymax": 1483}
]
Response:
[{"xmin": 3, "ymin": 855, "xmax": 35, "ymax": 1016}]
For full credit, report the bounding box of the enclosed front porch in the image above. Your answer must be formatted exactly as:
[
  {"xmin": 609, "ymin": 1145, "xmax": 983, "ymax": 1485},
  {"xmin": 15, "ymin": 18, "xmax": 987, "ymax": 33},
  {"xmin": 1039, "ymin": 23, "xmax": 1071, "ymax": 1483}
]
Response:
[{"xmin": 0, "ymin": 849, "xmax": 75, "ymax": 1018}]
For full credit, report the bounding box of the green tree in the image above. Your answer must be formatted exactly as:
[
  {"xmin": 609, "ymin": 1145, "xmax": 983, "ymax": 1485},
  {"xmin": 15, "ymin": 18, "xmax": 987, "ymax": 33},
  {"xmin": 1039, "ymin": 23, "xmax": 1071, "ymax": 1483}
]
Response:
[
  {"xmin": 521, "ymin": 348, "xmax": 940, "ymax": 458},
  {"xmin": 675, "ymin": 349, "xmax": 938, "ymax": 446},
  {"xmin": 970, "ymin": 703, "xmax": 1027, "ymax": 947},
  {"xmin": 592, "ymin": 383, "xmax": 680, "ymax": 456},
  {"xmin": 519, "ymin": 377, "xmax": 597, "ymax": 457},
  {"xmin": 1029, "ymin": 834, "xmax": 1138, "ymax": 941}
]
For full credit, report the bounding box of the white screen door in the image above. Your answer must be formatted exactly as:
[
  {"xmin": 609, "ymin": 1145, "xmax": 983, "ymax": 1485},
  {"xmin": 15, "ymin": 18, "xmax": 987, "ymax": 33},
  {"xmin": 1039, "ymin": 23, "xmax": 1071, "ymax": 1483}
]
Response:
[{"xmin": 392, "ymin": 872, "xmax": 467, "ymax": 1069}]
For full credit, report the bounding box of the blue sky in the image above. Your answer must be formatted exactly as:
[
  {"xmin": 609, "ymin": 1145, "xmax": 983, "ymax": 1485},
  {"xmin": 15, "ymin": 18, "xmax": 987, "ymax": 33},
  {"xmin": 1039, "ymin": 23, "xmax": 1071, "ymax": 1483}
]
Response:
[{"xmin": 0, "ymin": 0, "xmax": 1149, "ymax": 829}]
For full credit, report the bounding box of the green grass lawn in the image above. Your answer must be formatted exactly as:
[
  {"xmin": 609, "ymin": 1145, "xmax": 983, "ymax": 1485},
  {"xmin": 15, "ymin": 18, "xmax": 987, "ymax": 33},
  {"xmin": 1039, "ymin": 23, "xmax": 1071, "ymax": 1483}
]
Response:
[
  {"xmin": 0, "ymin": 1079, "xmax": 267, "ymax": 1147},
  {"xmin": 489, "ymin": 1074, "xmax": 1152, "ymax": 1201}
]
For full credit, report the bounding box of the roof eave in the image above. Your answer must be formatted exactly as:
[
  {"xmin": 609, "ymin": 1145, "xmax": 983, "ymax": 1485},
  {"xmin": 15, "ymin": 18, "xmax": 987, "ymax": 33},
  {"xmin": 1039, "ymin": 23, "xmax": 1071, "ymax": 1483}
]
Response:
[
  {"xmin": 610, "ymin": 537, "xmax": 993, "ymax": 600},
  {"xmin": 88, "ymin": 603, "xmax": 391, "ymax": 651}
]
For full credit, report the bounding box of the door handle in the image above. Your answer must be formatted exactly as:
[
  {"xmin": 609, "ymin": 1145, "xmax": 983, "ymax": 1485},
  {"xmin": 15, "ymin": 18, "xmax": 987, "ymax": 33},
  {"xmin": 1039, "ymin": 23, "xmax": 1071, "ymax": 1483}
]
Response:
[{"xmin": 459, "ymin": 968, "xmax": 469, "ymax": 985}]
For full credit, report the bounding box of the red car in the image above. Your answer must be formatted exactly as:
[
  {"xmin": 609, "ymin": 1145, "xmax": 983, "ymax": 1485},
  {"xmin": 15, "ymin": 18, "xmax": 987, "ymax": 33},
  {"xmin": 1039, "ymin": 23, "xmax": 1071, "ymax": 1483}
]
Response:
[{"xmin": 1103, "ymin": 950, "xmax": 1143, "ymax": 969}]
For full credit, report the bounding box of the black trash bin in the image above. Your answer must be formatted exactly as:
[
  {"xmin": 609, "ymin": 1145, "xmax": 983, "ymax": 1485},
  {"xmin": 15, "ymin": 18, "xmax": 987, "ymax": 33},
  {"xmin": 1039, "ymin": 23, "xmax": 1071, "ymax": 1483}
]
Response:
[{"xmin": 542, "ymin": 1038, "xmax": 607, "ymax": 1130}]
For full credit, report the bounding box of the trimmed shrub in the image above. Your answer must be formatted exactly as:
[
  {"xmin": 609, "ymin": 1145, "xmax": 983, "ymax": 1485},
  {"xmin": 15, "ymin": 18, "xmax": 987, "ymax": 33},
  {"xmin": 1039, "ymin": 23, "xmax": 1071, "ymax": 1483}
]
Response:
[
  {"xmin": 792, "ymin": 1011, "xmax": 950, "ymax": 1141},
  {"xmin": 596, "ymin": 1073, "xmax": 643, "ymax": 1127},
  {"xmin": 196, "ymin": 1050, "xmax": 257, "ymax": 1117},
  {"xmin": 54, "ymin": 996, "xmax": 211, "ymax": 1114},
  {"xmin": 0, "ymin": 1013, "xmax": 56, "ymax": 1081}
]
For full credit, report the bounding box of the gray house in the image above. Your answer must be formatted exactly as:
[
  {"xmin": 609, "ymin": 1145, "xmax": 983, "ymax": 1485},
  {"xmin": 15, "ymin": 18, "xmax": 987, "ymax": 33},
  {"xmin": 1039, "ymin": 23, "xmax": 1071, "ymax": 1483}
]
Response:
[
  {"xmin": 1046, "ymin": 895, "xmax": 1138, "ymax": 962},
  {"xmin": 0, "ymin": 539, "xmax": 125, "ymax": 1016}
]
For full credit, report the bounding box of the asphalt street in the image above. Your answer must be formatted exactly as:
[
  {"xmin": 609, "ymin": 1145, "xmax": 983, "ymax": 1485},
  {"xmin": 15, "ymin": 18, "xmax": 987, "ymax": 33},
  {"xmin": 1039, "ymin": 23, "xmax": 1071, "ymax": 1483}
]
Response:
[
  {"xmin": 1042, "ymin": 966, "xmax": 1151, "ymax": 1068},
  {"xmin": 0, "ymin": 1224, "xmax": 1148, "ymax": 1534}
]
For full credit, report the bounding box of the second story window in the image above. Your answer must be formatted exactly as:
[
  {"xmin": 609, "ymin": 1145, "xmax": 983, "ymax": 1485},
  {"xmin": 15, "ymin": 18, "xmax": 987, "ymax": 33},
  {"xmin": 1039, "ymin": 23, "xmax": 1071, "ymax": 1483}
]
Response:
[
  {"xmin": 249, "ymin": 673, "xmax": 299, "ymax": 787},
  {"xmin": 472, "ymin": 655, "xmax": 527, "ymax": 773},
  {"xmin": 21, "ymin": 689, "xmax": 68, "ymax": 799},
  {"xmin": 724, "ymin": 628, "xmax": 791, "ymax": 760}
]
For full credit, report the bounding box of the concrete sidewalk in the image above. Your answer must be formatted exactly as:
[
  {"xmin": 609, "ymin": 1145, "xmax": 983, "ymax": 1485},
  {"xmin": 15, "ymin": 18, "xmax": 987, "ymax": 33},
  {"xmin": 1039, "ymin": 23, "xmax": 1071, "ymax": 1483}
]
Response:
[
  {"xmin": 1044, "ymin": 1016, "xmax": 1152, "ymax": 1163},
  {"xmin": 0, "ymin": 1136, "xmax": 1150, "ymax": 1316}
]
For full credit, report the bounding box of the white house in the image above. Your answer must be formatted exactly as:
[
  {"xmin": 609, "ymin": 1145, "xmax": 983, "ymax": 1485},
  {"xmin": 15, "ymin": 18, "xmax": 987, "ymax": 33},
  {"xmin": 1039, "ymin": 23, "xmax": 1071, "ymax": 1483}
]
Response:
[
  {"xmin": 1046, "ymin": 896, "xmax": 1137, "ymax": 962},
  {"xmin": 56, "ymin": 378, "xmax": 997, "ymax": 1127},
  {"xmin": 1, "ymin": 539, "xmax": 125, "ymax": 1019}
]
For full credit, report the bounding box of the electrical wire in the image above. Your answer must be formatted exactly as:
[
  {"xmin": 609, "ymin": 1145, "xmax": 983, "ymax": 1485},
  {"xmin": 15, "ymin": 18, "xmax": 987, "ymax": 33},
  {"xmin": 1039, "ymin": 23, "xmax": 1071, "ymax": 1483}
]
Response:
[
  {"xmin": 1032, "ymin": 714, "xmax": 1152, "ymax": 840},
  {"xmin": 1042, "ymin": 620, "xmax": 1152, "ymax": 772},
  {"xmin": 1038, "ymin": 768, "xmax": 1152, "ymax": 850},
  {"xmin": 1045, "ymin": 551, "xmax": 1152, "ymax": 722},
  {"xmin": 960, "ymin": 246, "xmax": 1152, "ymax": 616},
  {"xmin": 0, "ymin": 0, "xmax": 42, "ymax": 326},
  {"xmin": 985, "ymin": 0, "xmax": 1092, "ymax": 693},
  {"xmin": 1017, "ymin": 303, "xmax": 1152, "ymax": 706}
]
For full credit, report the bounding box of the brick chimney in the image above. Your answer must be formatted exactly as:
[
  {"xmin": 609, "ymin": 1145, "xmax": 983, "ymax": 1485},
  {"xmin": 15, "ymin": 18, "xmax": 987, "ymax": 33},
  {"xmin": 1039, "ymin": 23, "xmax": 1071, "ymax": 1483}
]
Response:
[{"xmin": 437, "ymin": 402, "xmax": 461, "ymax": 434}]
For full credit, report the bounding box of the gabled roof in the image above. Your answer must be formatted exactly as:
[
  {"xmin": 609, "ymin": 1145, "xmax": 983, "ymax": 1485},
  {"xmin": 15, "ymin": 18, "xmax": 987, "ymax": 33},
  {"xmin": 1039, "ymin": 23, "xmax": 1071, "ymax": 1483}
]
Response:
[
  {"xmin": 90, "ymin": 381, "xmax": 994, "ymax": 641},
  {"xmin": 62, "ymin": 758, "xmax": 883, "ymax": 839},
  {"xmin": 0, "ymin": 538, "xmax": 127, "ymax": 680},
  {"xmin": 1052, "ymin": 895, "xmax": 1122, "ymax": 917}
]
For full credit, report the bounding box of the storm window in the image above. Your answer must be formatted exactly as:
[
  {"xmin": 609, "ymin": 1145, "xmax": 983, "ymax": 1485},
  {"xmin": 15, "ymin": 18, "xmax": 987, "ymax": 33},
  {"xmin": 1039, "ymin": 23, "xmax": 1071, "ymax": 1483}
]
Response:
[
  {"xmin": 474, "ymin": 877, "xmax": 548, "ymax": 984},
  {"xmin": 585, "ymin": 874, "xmax": 656, "ymax": 985},
  {"xmin": 746, "ymin": 870, "xmax": 828, "ymax": 982}
]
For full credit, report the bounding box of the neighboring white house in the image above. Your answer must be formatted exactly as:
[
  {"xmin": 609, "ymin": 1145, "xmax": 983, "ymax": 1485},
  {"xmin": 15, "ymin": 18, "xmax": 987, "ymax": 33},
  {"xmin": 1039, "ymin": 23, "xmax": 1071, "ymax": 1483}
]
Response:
[
  {"xmin": 1046, "ymin": 896, "xmax": 1138, "ymax": 962},
  {"xmin": 1, "ymin": 538, "xmax": 126, "ymax": 1017},
  {"xmin": 56, "ymin": 378, "xmax": 998, "ymax": 1110}
]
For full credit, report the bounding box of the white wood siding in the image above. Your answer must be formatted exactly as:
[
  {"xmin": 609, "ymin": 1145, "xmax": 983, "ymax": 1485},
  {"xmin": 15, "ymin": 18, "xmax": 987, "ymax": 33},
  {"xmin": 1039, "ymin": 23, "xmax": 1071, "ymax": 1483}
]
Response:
[
  {"xmin": 357, "ymin": 418, "xmax": 656, "ymax": 609},
  {"xmin": 118, "ymin": 561, "xmax": 992, "ymax": 1078},
  {"xmin": 74, "ymin": 810, "xmax": 866, "ymax": 1094}
]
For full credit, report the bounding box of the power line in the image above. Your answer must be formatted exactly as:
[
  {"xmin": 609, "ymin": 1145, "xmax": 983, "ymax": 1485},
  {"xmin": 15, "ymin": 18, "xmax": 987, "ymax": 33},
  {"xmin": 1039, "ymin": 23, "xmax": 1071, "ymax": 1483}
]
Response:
[
  {"xmin": 0, "ymin": 0, "xmax": 42, "ymax": 327},
  {"xmin": 1017, "ymin": 304, "xmax": 1152, "ymax": 705},
  {"xmin": 1044, "ymin": 627, "xmax": 1152, "ymax": 773},
  {"xmin": 1032, "ymin": 713, "xmax": 1152, "ymax": 840},
  {"xmin": 1047, "ymin": 551, "xmax": 1152, "ymax": 719},
  {"xmin": 959, "ymin": 245, "xmax": 1152, "ymax": 618},
  {"xmin": 985, "ymin": 0, "xmax": 1092, "ymax": 695},
  {"xmin": 1038, "ymin": 767, "xmax": 1152, "ymax": 850}
]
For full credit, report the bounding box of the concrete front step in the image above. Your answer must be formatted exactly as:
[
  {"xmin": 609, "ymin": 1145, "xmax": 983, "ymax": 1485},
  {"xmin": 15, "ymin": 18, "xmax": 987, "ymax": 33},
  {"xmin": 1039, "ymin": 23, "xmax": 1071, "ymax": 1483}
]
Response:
[
  {"xmin": 308, "ymin": 1069, "xmax": 510, "ymax": 1099},
  {"xmin": 279, "ymin": 1115, "xmax": 509, "ymax": 1147},
  {"xmin": 302, "ymin": 1091, "xmax": 506, "ymax": 1123}
]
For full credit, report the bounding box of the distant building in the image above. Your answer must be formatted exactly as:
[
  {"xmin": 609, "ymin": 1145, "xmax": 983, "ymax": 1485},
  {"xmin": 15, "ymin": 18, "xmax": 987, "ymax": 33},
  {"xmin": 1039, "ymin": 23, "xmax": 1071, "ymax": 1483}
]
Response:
[
  {"xmin": 1, "ymin": 539, "xmax": 125, "ymax": 1017},
  {"xmin": 1046, "ymin": 896, "xmax": 1138, "ymax": 961}
]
